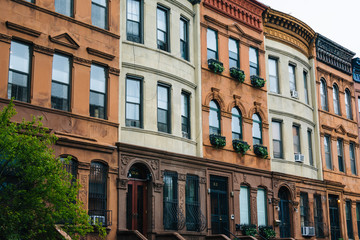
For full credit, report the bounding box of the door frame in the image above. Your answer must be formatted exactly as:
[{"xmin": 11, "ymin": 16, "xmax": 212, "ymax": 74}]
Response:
[{"xmin": 210, "ymin": 175, "xmax": 229, "ymax": 236}]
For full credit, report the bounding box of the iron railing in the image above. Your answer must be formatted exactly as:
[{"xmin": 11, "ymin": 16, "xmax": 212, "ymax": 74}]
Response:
[
  {"xmin": 89, "ymin": 209, "xmax": 112, "ymax": 227},
  {"xmin": 163, "ymin": 199, "xmax": 185, "ymax": 230},
  {"xmin": 186, "ymin": 202, "xmax": 206, "ymax": 232}
]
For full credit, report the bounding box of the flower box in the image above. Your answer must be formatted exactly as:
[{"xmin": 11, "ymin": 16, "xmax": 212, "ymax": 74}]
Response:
[
  {"xmin": 230, "ymin": 67, "xmax": 245, "ymax": 83},
  {"xmin": 259, "ymin": 226, "xmax": 276, "ymax": 240},
  {"xmin": 209, "ymin": 134, "xmax": 226, "ymax": 148},
  {"xmin": 253, "ymin": 144, "xmax": 268, "ymax": 158},
  {"xmin": 232, "ymin": 139, "xmax": 250, "ymax": 154},
  {"xmin": 250, "ymin": 75, "xmax": 266, "ymax": 88},
  {"xmin": 240, "ymin": 224, "xmax": 257, "ymax": 236},
  {"xmin": 208, "ymin": 59, "xmax": 224, "ymax": 74}
]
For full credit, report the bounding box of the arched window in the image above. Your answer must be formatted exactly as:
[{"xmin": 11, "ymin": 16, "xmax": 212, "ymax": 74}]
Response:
[
  {"xmin": 89, "ymin": 161, "xmax": 109, "ymax": 226},
  {"xmin": 209, "ymin": 100, "xmax": 220, "ymax": 135},
  {"xmin": 345, "ymin": 89, "xmax": 352, "ymax": 119},
  {"xmin": 320, "ymin": 79, "xmax": 328, "ymax": 111},
  {"xmin": 252, "ymin": 113, "xmax": 262, "ymax": 144},
  {"xmin": 333, "ymin": 84, "xmax": 340, "ymax": 115},
  {"xmin": 232, "ymin": 107, "xmax": 242, "ymax": 140}
]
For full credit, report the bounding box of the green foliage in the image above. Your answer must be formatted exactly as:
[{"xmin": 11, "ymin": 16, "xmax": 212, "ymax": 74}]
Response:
[
  {"xmin": 232, "ymin": 140, "xmax": 250, "ymax": 154},
  {"xmin": 230, "ymin": 68, "xmax": 245, "ymax": 83},
  {"xmin": 0, "ymin": 100, "xmax": 104, "ymax": 239},
  {"xmin": 241, "ymin": 224, "xmax": 257, "ymax": 236},
  {"xmin": 209, "ymin": 134, "xmax": 226, "ymax": 148},
  {"xmin": 250, "ymin": 75, "xmax": 266, "ymax": 88},
  {"xmin": 259, "ymin": 226, "xmax": 276, "ymax": 240},
  {"xmin": 253, "ymin": 144, "xmax": 268, "ymax": 159},
  {"xmin": 208, "ymin": 59, "xmax": 225, "ymax": 73}
]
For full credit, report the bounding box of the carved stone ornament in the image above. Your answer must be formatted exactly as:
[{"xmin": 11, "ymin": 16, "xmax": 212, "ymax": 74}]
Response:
[
  {"xmin": 121, "ymin": 155, "xmax": 133, "ymax": 166},
  {"xmin": 6, "ymin": 21, "xmax": 41, "ymax": 37},
  {"xmin": 73, "ymin": 56, "xmax": 92, "ymax": 67},
  {"xmin": 87, "ymin": 47, "xmax": 115, "ymax": 60},
  {"xmin": 178, "ymin": 173, "xmax": 186, "ymax": 181},
  {"xmin": 117, "ymin": 178, "xmax": 128, "ymax": 190},
  {"xmin": 79, "ymin": 175, "xmax": 88, "ymax": 208},
  {"xmin": 200, "ymin": 177, "xmax": 206, "ymax": 184},
  {"xmin": 49, "ymin": 33, "xmax": 79, "ymax": 49},
  {"xmin": 272, "ymin": 198, "xmax": 280, "ymax": 205},
  {"xmin": 33, "ymin": 44, "xmax": 55, "ymax": 56},
  {"xmin": 0, "ymin": 33, "xmax": 11, "ymax": 43},
  {"xmin": 109, "ymin": 67, "xmax": 120, "ymax": 76},
  {"xmin": 153, "ymin": 182, "xmax": 164, "ymax": 193}
]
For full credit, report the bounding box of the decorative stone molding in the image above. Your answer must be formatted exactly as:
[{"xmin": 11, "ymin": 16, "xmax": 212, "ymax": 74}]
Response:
[
  {"xmin": 33, "ymin": 44, "xmax": 55, "ymax": 56},
  {"xmin": 117, "ymin": 178, "xmax": 128, "ymax": 190},
  {"xmin": 178, "ymin": 173, "xmax": 186, "ymax": 181},
  {"xmin": 153, "ymin": 182, "xmax": 164, "ymax": 193},
  {"xmin": 79, "ymin": 174, "xmax": 88, "ymax": 208},
  {"xmin": 120, "ymin": 155, "xmax": 160, "ymax": 180},
  {"xmin": 227, "ymin": 95, "xmax": 246, "ymax": 116},
  {"xmin": 204, "ymin": 87, "xmax": 226, "ymax": 112},
  {"xmin": 0, "ymin": 33, "xmax": 12, "ymax": 43},
  {"xmin": 77, "ymin": 161, "xmax": 91, "ymax": 170},
  {"xmin": 49, "ymin": 33, "xmax": 79, "ymax": 49},
  {"xmin": 73, "ymin": 56, "xmax": 92, "ymax": 67},
  {"xmin": 87, "ymin": 47, "xmax": 115, "ymax": 60},
  {"xmin": 109, "ymin": 67, "xmax": 120, "ymax": 76},
  {"xmin": 6, "ymin": 21, "xmax": 41, "ymax": 37},
  {"xmin": 335, "ymin": 125, "xmax": 346, "ymax": 135},
  {"xmin": 200, "ymin": 177, "xmax": 206, "ymax": 184}
]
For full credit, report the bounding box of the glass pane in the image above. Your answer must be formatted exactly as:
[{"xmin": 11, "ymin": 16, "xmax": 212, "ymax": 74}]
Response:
[
  {"xmin": 304, "ymin": 72, "xmax": 309, "ymax": 104},
  {"xmin": 157, "ymin": 8, "xmax": 167, "ymax": 31},
  {"xmin": 252, "ymin": 114, "xmax": 260, "ymax": 122},
  {"xmin": 181, "ymin": 93, "xmax": 189, "ymax": 117},
  {"xmin": 52, "ymin": 54, "xmax": 70, "ymax": 84},
  {"xmin": 126, "ymin": 79, "xmax": 140, "ymax": 103},
  {"xmin": 90, "ymin": 65, "xmax": 106, "ymax": 93},
  {"xmin": 55, "ymin": 0, "xmax": 72, "ymax": 16},
  {"xmin": 253, "ymin": 122, "xmax": 261, "ymax": 139},
  {"xmin": 93, "ymin": 0, "xmax": 106, "ymax": 7},
  {"xmin": 8, "ymin": 71, "xmax": 28, "ymax": 102},
  {"xmin": 257, "ymin": 189, "xmax": 266, "ymax": 226},
  {"xmin": 127, "ymin": 0, "xmax": 140, "ymax": 22},
  {"xmin": 229, "ymin": 38, "xmax": 238, "ymax": 54},
  {"xmin": 249, "ymin": 47, "xmax": 257, "ymax": 65},
  {"xmin": 51, "ymin": 82, "xmax": 69, "ymax": 111},
  {"xmin": 207, "ymin": 29, "xmax": 217, "ymax": 51},
  {"xmin": 209, "ymin": 107, "xmax": 219, "ymax": 129},
  {"xmin": 180, "ymin": 19, "xmax": 186, "ymax": 41},
  {"xmin": 9, "ymin": 41, "xmax": 30, "ymax": 73},
  {"xmin": 92, "ymin": 4, "xmax": 106, "ymax": 29},
  {"xmin": 232, "ymin": 113, "xmax": 240, "ymax": 135},
  {"xmin": 293, "ymin": 126, "xmax": 300, "ymax": 153},
  {"xmin": 126, "ymin": 103, "xmax": 140, "ymax": 120},
  {"xmin": 157, "ymin": 85, "xmax": 169, "ymax": 110},
  {"xmin": 333, "ymin": 85, "xmax": 340, "ymax": 115},
  {"xmin": 272, "ymin": 121, "xmax": 281, "ymax": 140},
  {"xmin": 90, "ymin": 91, "xmax": 105, "ymax": 107},
  {"xmin": 158, "ymin": 108, "xmax": 167, "ymax": 124},
  {"xmin": 289, "ymin": 65, "xmax": 296, "ymax": 91},
  {"xmin": 240, "ymin": 187, "xmax": 250, "ymax": 224}
]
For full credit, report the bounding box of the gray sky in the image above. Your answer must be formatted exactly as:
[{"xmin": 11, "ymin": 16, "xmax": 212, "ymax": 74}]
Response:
[{"xmin": 257, "ymin": 0, "xmax": 360, "ymax": 58}]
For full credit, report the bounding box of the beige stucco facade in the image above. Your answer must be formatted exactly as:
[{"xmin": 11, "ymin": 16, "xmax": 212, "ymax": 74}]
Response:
[{"xmin": 119, "ymin": 0, "xmax": 202, "ymax": 157}]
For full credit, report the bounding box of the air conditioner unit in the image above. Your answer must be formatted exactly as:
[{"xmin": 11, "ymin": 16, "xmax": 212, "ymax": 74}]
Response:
[
  {"xmin": 182, "ymin": 132, "xmax": 189, "ymax": 139},
  {"xmin": 290, "ymin": 90, "xmax": 299, "ymax": 98},
  {"xmin": 90, "ymin": 215, "xmax": 105, "ymax": 225},
  {"xmin": 295, "ymin": 153, "xmax": 304, "ymax": 163},
  {"xmin": 301, "ymin": 226, "xmax": 315, "ymax": 236}
]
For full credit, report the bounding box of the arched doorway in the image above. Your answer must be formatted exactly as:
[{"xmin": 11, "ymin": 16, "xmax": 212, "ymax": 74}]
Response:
[
  {"xmin": 278, "ymin": 187, "xmax": 291, "ymax": 238},
  {"xmin": 127, "ymin": 163, "xmax": 151, "ymax": 235}
]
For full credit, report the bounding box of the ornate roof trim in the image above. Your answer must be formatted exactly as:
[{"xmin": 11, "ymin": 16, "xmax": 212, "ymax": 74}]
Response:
[
  {"xmin": 263, "ymin": 8, "xmax": 315, "ymax": 57},
  {"xmin": 316, "ymin": 34, "xmax": 355, "ymax": 75}
]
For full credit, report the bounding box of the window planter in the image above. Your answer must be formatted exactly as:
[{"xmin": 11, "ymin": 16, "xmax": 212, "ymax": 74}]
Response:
[
  {"xmin": 250, "ymin": 75, "xmax": 266, "ymax": 88},
  {"xmin": 232, "ymin": 139, "xmax": 250, "ymax": 154},
  {"xmin": 230, "ymin": 67, "xmax": 245, "ymax": 83},
  {"xmin": 253, "ymin": 144, "xmax": 268, "ymax": 158},
  {"xmin": 259, "ymin": 226, "xmax": 276, "ymax": 240},
  {"xmin": 209, "ymin": 134, "xmax": 226, "ymax": 148},
  {"xmin": 240, "ymin": 224, "xmax": 257, "ymax": 236},
  {"xmin": 208, "ymin": 59, "xmax": 224, "ymax": 74}
]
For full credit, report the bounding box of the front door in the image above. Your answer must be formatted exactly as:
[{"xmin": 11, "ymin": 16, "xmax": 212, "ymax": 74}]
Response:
[
  {"xmin": 210, "ymin": 176, "xmax": 229, "ymax": 235},
  {"xmin": 279, "ymin": 188, "xmax": 291, "ymax": 238},
  {"xmin": 127, "ymin": 180, "xmax": 147, "ymax": 234},
  {"xmin": 329, "ymin": 195, "xmax": 341, "ymax": 240}
]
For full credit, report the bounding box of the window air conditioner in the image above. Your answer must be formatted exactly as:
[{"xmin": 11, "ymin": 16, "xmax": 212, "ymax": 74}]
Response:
[
  {"xmin": 294, "ymin": 153, "xmax": 304, "ymax": 163},
  {"xmin": 90, "ymin": 215, "xmax": 105, "ymax": 225},
  {"xmin": 290, "ymin": 90, "xmax": 299, "ymax": 98},
  {"xmin": 301, "ymin": 226, "xmax": 315, "ymax": 236}
]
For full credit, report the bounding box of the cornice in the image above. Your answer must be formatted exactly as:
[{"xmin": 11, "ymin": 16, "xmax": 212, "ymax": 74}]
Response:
[
  {"xmin": 6, "ymin": 21, "xmax": 41, "ymax": 37},
  {"xmin": 263, "ymin": 8, "xmax": 315, "ymax": 57},
  {"xmin": 87, "ymin": 47, "xmax": 115, "ymax": 61}
]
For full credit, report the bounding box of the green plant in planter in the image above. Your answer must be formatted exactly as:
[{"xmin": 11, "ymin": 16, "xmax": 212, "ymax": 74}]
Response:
[
  {"xmin": 232, "ymin": 139, "xmax": 250, "ymax": 154},
  {"xmin": 209, "ymin": 134, "xmax": 226, "ymax": 148},
  {"xmin": 253, "ymin": 144, "xmax": 268, "ymax": 159},
  {"xmin": 230, "ymin": 67, "xmax": 245, "ymax": 83},
  {"xmin": 208, "ymin": 59, "xmax": 224, "ymax": 74},
  {"xmin": 259, "ymin": 226, "xmax": 276, "ymax": 240},
  {"xmin": 250, "ymin": 75, "xmax": 266, "ymax": 88},
  {"xmin": 241, "ymin": 224, "xmax": 257, "ymax": 236}
]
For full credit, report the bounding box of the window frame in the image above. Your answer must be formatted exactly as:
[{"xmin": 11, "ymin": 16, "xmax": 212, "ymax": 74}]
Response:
[
  {"xmin": 252, "ymin": 113, "xmax": 262, "ymax": 145},
  {"xmin": 55, "ymin": 0, "xmax": 73, "ymax": 17},
  {"xmin": 324, "ymin": 135, "xmax": 332, "ymax": 170},
  {"xmin": 337, "ymin": 138, "xmax": 345, "ymax": 172},
  {"xmin": 345, "ymin": 89, "xmax": 353, "ymax": 120},
  {"xmin": 272, "ymin": 120, "xmax": 283, "ymax": 158},
  {"xmin": 180, "ymin": 16, "xmax": 189, "ymax": 61},
  {"xmin": 288, "ymin": 64, "xmax": 296, "ymax": 91},
  {"xmin": 207, "ymin": 28, "xmax": 218, "ymax": 60},
  {"xmin": 333, "ymin": 84, "xmax": 341, "ymax": 115},
  {"xmin": 249, "ymin": 47, "xmax": 259, "ymax": 77},
  {"xmin": 8, "ymin": 40, "xmax": 32, "ymax": 103},
  {"xmin": 320, "ymin": 79, "xmax": 328, "ymax": 111},
  {"xmin": 91, "ymin": 0, "xmax": 108, "ymax": 30},
  {"xmin": 240, "ymin": 186, "xmax": 250, "ymax": 225},
  {"xmin": 157, "ymin": 83, "xmax": 171, "ymax": 133},
  {"xmin": 125, "ymin": 76, "xmax": 143, "ymax": 128},
  {"xmin": 89, "ymin": 63, "xmax": 107, "ymax": 119},
  {"xmin": 257, "ymin": 188, "xmax": 267, "ymax": 227},
  {"xmin": 126, "ymin": 0, "xmax": 143, "ymax": 43},
  {"xmin": 303, "ymin": 71, "xmax": 309, "ymax": 104},
  {"xmin": 293, "ymin": 125, "xmax": 301, "ymax": 154},
  {"xmin": 268, "ymin": 57, "xmax": 279, "ymax": 93},
  {"xmin": 209, "ymin": 100, "xmax": 221, "ymax": 135},
  {"xmin": 156, "ymin": 5, "xmax": 170, "ymax": 52},
  {"xmin": 181, "ymin": 91, "xmax": 191, "ymax": 139},
  {"xmin": 307, "ymin": 130, "xmax": 313, "ymax": 166},
  {"xmin": 231, "ymin": 107, "xmax": 242, "ymax": 140},
  {"xmin": 228, "ymin": 38, "xmax": 239, "ymax": 69},
  {"xmin": 350, "ymin": 142, "xmax": 357, "ymax": 175}
]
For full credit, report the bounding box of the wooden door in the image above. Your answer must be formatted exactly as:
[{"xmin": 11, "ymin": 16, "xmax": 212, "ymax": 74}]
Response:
[{"xmin": 127, "ymin": 180, "xmax": 148, "ymax": 235}]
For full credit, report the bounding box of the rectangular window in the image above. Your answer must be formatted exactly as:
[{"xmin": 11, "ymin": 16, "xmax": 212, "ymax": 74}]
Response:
[
  {"xmin": 55, "ymin": 0, "xmax": 73, "ymax": 17},
  {"xmin": 186, "ymin": 175, "xmax": 200, "ymax": 231},
  {"xmin": 357, "ymin": 203, "xmax": 360, "ymax": 239},
  {"xmin": 314, "ymin": 194, "xmax": 324, "ymax": 237},
  {"xmin": 229, "ymin": 38, "xmax": 239, "ymax": 69},
  {"xmin": 272, "ymin": 121, "xmax": 282, "ymax": 158},
  {"xmin": 289, "ymin": 64, "xmax": 296, "ymax": 91},
  {"xmin": 293, "ymin": 125, "xmax": 300, "ymax": 154},
  {"xmin": 157, "ymin": 84, "xmax": 170, "ymax": 133},
  {"xmin": 268, "ymin": 58, "xmax": 279, "ymax": 93},
  {"xmin": 51, "ymin": 54, "xmax": 71, "ymax": 111},
  {"xmin": 337, "ymin": 139, "xmax": 344, "ymax": 172},
  {"xmin": 8, "ymin": 41, "xmax": 31, "ymax": 103},
  {"xmin": 346, "ymin": 200, "xmax": 354, "ymax": 239},
  {"xmin": 181, "ymin": 92, "xmax": 190, "ymax": 139},
  {"xmin": 126, "ymin": 0, "xmax": 142, "ymax": 43},
  {"xmin": 90, "ymin": 64, "xmax": 107, "ymax": 119},
  {"xmin": 300, "ymin": 192, "xmax": 309, "ymax": 227},
  {"xmin": 324, "ymin": 135, "xmax": 332, "ymax": 170},
  {"xmin": 163, "ymin": 171, "xmax": 178, "ymax": 230},
  {"xmin": 126, "ymin": 77, "xmax": 142, "ymax": 127},
  {"xmin": 180, "ymin": 17, "xmax": 189, "ymax": 61},
  {"xmin": 240, "ymin": 186, "xmax": 250, "ymax": 225},
  {"xmin": 303, "ymin": 71, "xmax": 309, "ymax": 104},
  {"xmin": 257, "ymin": 188, "xmax": 267, "ymax": 226},
  {"xmin": 157, "ymin": 6, "xmax": 169, "ymax": 52},
  {"xmin": 350, "ymin": 142, "xmax": 357, "ymax": 175},
  {"xmin": 249, "ymin": 47, "xmax": 258, "ymax": 76},
  {"xmin": 92, "ymin": 0, "xmax": 107, "ymax": 29},
  {"xmin": 207, "ymin": 29, "xmax": 217, "ymax": 60},
  {"xmin": 308, "ymin": 130, "xmax": 313, "ymax": 166}
]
